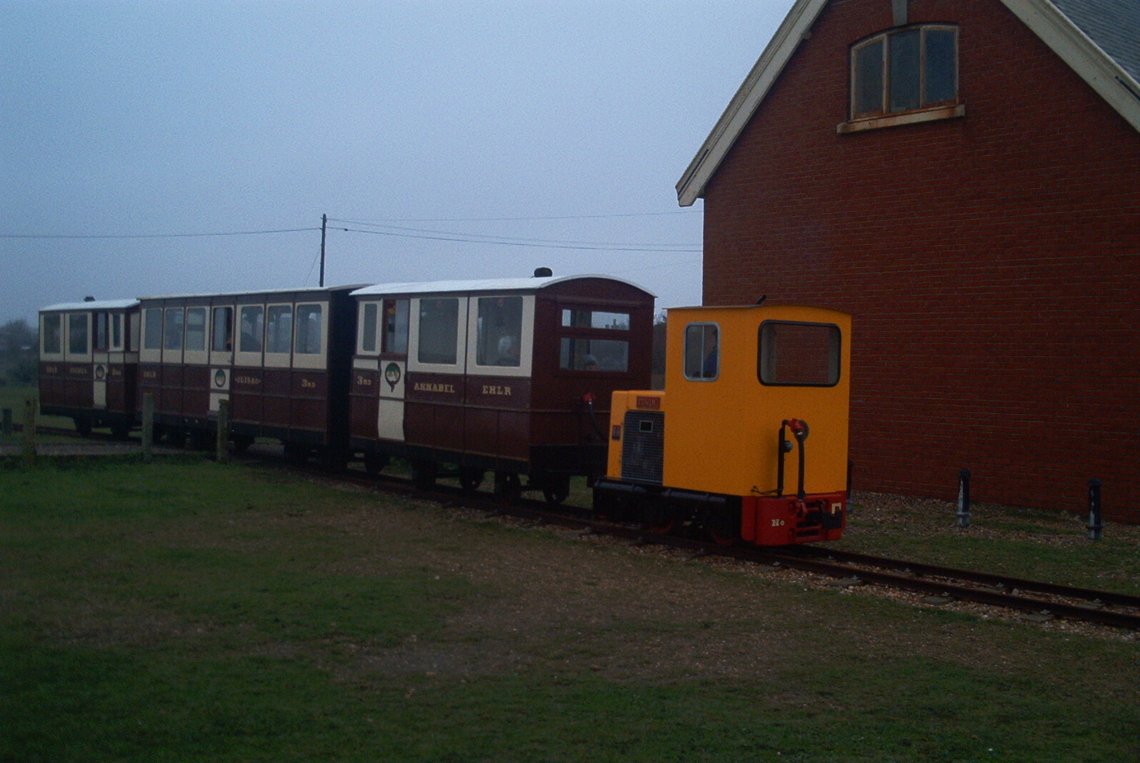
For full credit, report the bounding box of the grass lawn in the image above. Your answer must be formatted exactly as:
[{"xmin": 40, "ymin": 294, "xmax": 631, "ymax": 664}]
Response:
[{"xmin": 1, "ymin": 457, "xmax": 1137, "ymax": 762}]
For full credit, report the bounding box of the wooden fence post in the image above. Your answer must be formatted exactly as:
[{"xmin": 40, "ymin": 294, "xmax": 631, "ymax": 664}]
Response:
[{"xmin": 22, "ymin": 398, "xmax": 36, "ymax": 462}]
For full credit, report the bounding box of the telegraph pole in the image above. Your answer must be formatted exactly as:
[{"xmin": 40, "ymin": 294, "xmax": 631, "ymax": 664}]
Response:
[{"xmin": 319, "ymin": 213, "xmax": 327, "ymax": 287}]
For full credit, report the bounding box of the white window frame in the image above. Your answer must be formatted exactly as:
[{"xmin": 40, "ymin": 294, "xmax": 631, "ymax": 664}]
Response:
[
  {"xmin": 467, "ymin": 294, "xmax": 534, "ymax": 378},
  {"xmin": 183, "ymin": 306, "xmax": 210, "ymax": 365},
  {"xmin": 65, "ymin": 312, "xmax": 92, "ymax": 362},
  {"xmin": 40, "ymin": 313, "xmax": 64, "ymax": 360},
  {"xmin": 292, "ymin": 301, "xmax": 327, "ymax": 370},
  {"xmin": 409, "ymin": 296, "xmax": 468, "ymax": 374},
  {"xmin": 264, "ymin": 302, "xmax": 293, "ymax": 369},
  {"xmin": 235, "ymin": 304, "xmax": 265, "ymax": 368}
]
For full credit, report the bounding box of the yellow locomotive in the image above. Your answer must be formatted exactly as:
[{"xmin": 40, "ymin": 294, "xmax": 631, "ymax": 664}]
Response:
[{"xmin": 594, "ymin": 303, "xmax": 851, "ymax": 545}]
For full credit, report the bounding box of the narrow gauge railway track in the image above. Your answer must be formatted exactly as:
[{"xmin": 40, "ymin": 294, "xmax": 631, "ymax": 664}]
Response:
[{"xmin": 299, "ymin": 462, "xmax": 1140, "ymax": 633}]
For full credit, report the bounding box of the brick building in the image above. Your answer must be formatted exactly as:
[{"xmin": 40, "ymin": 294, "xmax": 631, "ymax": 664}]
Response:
[{"xmin": 677, "ymin": 0, "xmax": 1139, "ymax": 520}]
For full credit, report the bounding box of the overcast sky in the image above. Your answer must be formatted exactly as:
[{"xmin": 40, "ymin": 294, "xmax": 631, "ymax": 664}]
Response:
[{"xmin": 2, "ymin": 0, "xmax": 794, "ymax": 324}]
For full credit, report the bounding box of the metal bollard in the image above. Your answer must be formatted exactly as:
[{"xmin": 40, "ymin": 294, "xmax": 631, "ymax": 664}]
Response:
[
  {"xmin": 1087, "ymin": 479, "xmax": 1103, "ymax": 541},
  {"xmin": 956, "ymin": 468, "xmax": 971, "ymax": 529}
]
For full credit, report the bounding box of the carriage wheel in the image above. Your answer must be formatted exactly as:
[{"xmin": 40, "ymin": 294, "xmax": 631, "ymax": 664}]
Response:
[
  {"xmin": 542, "ymin": 475, "xmax": 571, "ymax": 505},
  {"xmin": 364, "ymin": 452, "xmax": 389, "ymax": 476},
  {"xmin": 494, "ymin": 471, "xmax": 521, "ymax": 502},
  {"xmin": 411, "ymin": 460, "xmax": 437, "ymax": 490},
  {"xmin": 459, "ymin": 467, "xmax": 484, "ymax": 492}
]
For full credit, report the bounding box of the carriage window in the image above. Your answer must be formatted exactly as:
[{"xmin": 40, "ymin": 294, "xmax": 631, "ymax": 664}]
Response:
[
  {"xmin": 418, "ymin": 298, "xmax": 458, "ymax": 365},
  {"xmin": 144, "ymin": 309, "xmax": 163, "ymax": 350},
  {"xmin": 561, "ymin": 308, "xmax": 629, "ymax": 330},
  {"xmin": 266, "ymin": 305, "xmax": 293, "ymax": 354},
  {"xmin": 477, "ymin": 296, "xmax": 522, "ymax": 367},
  {"xmin": 384, "ymin": 299, "xmax": 409, "ymax": 354},
  {"xmin": 295, "ymin": 304, "xmax": 322, "ymax": 355},
  {"xmin": 239, "ymin": 306, "xmax": 264, "ymax": 352},
  {"xmin": 68, "ymin": 314, "xmax": 89, "ymax": 355},
  {"xmin": 758, "ymin": 321, "xmax": 841, "ymax": 387},
  {"xmin": 185, "ymin": 307, "xmax": 207, "ymax": 352},
  {"xmin": 684, "ymin": 323, "xmax": 719, "ymax": 381},
  {"xmin": 42, "ymin": 314, "xmax": 62, "ymax": 355},
  {"xmin": 163, "ymin": 309, "xmax": 184, "ymax": 351},
  {"xmin": 212, "ymin": 307, "xmax": 233, "ymax": 352},
  {"xmin": 111, "ymin": 314, "xmax": 123, "ymax": 351},
  {"xmin": 93, "ymin": 312, "xmax": 109, "ymax": 351},
  {"xmin": 560, "ymin": 338, "xmax": 628, "ymax": 372},
  {"xmin": 361, "ymin": 303, "xmax": 378, "ymax": 353}
]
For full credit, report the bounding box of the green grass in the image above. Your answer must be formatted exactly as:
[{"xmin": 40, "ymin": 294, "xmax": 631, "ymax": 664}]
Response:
[{"xmin": 1, "ymin": 459, "xmax": 1137, "ymax": 761}]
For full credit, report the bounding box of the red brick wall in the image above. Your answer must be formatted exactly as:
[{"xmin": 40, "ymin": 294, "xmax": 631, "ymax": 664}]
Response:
[{"xmin": 701, "ymin": 0, "xmax": 1140, "ymax": 520}]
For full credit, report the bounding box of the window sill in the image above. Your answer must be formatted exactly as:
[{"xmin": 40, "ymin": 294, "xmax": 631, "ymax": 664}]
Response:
[{"xmin": 837, "ymin": 103, "xmax": 965, "ymax": 135}]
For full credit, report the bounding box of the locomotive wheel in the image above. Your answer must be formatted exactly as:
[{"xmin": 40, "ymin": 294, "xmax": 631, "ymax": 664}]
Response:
[
  {"xmin": 642, "ymin": 503, "xmax": 676, "ymax": 535},
  {"xmin": 459, "ymin": 467, "xmax": 484, "ymax": 492},
  {"xmin": 706, "ymin": 508, "xmax": 741, "ymax": 546},
  {"xmin": 110, "ymin": 422, "xmax": 130, "ymax": 440},
  {"xmin": 542, "ymin": 475, "xmax": 571, "ymax": 505},
  {"xmin": 74, "ymin": 417, "xmax": 92, "ymax": 437},
  {"xmin": 231, "ymin": 435, "xmax": 254, "ymax": 453}
]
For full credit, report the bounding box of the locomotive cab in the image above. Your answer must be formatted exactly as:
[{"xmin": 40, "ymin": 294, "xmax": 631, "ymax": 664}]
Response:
[{"xmin": 597, "ymin": 304, "xmax": 851, "ymax": 546}]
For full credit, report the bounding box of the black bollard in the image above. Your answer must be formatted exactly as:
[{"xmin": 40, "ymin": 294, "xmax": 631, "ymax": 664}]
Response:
[
  {"xmin": 956, "ymin": 469, "xmax": 971, "ymax": 529},
  {"xmin": 1087, "ymin": 479, "xmax": 1103, "ymax": 541}
]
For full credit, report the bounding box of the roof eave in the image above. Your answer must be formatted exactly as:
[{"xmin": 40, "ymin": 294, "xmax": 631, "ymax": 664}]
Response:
[
  {"xmin": 1002, "ymin": 0, "xmax": 1140, "ymax": 132},
  {"xmin": 676, "ymin": 0, "xmax": 828, "ymax": 207}
]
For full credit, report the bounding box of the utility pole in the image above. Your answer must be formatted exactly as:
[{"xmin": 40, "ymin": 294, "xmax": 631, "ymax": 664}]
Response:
[{"xmin": 320, "ymin": 213, "xmax": 327, "ymax": 287}]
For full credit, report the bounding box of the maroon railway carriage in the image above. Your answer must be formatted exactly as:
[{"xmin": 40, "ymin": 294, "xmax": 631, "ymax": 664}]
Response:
[
  {"xmin": 38, "ymin": 299, "xmax": 141, "ymax": 437},
  {"xmin": 136, "ymin": 286, "xmax": 359, "ymax": 459},
  {"xmin": 349, "ymin": 273, "xmax": 655, "ymax": 500}
]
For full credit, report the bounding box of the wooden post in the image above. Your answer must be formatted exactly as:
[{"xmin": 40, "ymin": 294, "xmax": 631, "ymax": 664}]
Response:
[
  {"xmin": 22, "ymin": 398, "xmax": 36, "ymax": 462},
  {"xmin": 215, "ymin": 399, "xmax": 229, "ymax": 463},
  {"xmin": 141, "ymin": 393, "xmax": 154, "ymax": 463}
]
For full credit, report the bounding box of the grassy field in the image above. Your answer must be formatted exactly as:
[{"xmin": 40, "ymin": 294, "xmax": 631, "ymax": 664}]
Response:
[{"xmin": 1, "ymin": 456, "xmax": 1137, "ymax": 762}]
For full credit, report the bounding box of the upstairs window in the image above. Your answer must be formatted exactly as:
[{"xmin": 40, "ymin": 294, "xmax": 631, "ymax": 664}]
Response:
[{"xmin": 852, "ymin": 25, "xmax": 957, "ymax": 120}]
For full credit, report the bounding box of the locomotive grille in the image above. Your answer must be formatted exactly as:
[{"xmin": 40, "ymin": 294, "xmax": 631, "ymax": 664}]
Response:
[{"xmin": 621, "ymin": 410, "xmax": 664, "ymax": 485}]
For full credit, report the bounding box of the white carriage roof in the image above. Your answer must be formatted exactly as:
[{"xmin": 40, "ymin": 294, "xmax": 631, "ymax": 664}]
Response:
[
  {"xmin": 351, "ymin": 274, "xmax": 654, "ymax": 298},
  {"xmin": 135, "ymin": 284, "xmax": 367, "ymax": 302},
  {"xmin": 676, "ymin": 0, "xmax": 1140, "ymax": 206},
  {"xmin": 40, "ymin": 298, "xmax": 140, "ymax": 312}
]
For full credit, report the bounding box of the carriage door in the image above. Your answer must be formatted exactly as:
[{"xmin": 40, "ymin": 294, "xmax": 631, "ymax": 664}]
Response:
[
  {"xmin": 92, "ymin": 311, "xmax": 108, "ymax": 409},
  {"xmin": 209, "ymin": 305, "xmax": 234, "ymax": 416},
  {"xmin": 377, "ymin": 298, "xmax": 409, "ymax": 441}
]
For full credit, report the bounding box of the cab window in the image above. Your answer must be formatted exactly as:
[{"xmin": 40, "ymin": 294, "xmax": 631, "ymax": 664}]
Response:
[
  {"xmin": 684, "ymin": 323, "xmax": 718, "ymax": 380},
  {"xmin": 758, "ymin": 321, "xmax": 841, "ymax": 386}
]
